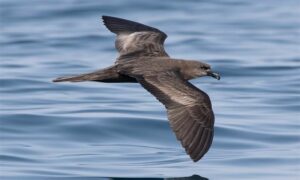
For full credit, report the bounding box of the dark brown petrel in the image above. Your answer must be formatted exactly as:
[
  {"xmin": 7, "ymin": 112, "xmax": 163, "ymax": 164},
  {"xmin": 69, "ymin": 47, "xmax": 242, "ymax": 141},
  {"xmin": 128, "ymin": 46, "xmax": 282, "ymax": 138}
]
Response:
[{"xmin": 53, "ymin": 16, "xmax": 220, "ymax": 162}]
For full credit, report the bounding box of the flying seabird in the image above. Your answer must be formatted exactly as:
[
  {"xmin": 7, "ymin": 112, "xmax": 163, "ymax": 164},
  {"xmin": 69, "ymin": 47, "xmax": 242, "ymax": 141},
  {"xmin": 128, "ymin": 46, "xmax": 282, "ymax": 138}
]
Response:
[{"xmin": 53, "ymin": 16, "xmax": 220, "ymax": 162}]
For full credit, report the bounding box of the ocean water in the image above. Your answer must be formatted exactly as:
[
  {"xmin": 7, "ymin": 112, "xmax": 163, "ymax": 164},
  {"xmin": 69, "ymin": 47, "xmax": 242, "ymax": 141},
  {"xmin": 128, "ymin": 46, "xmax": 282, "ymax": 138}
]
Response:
[{"xmin": 1, "ymin": 0, "xmax": 300, "ymax": 179}]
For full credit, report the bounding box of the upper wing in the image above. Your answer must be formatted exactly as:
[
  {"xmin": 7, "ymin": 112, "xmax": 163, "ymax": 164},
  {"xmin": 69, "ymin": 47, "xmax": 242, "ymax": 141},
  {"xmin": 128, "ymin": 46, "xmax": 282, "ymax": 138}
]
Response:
[
  {"xmin": 102, "ymin": 16, "xmax": 169, "ymax": 58},
  {"xmin": 136, "ymin": 71, "xmax": 215, "ymax": 162}
]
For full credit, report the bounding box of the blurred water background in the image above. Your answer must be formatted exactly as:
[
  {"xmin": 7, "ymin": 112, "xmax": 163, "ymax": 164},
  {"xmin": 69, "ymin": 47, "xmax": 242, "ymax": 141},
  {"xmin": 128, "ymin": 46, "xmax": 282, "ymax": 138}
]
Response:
[{"xmin": 1, "ymin": 0, "xmax": 300, "ymax": 179}]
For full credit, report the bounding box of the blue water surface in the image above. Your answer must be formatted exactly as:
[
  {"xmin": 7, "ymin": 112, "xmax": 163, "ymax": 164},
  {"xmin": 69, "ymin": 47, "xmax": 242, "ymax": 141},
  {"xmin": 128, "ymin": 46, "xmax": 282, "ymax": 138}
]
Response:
[{"xmin": 1, "ymin": 0, "xmax": 300, "ymax": 179}]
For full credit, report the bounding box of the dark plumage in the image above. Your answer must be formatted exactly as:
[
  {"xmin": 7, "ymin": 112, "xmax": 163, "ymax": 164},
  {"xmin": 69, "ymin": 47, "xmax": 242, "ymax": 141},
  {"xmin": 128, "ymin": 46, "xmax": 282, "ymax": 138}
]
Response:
[{"xmin": 53, "ymin": 16, "xmax": 220, "ymax": 162}]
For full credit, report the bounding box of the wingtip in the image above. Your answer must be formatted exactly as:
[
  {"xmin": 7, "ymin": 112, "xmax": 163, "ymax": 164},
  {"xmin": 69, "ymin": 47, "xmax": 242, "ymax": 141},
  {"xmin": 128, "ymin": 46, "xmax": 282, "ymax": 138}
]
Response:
[
  {"xmin": 101, "ymin": 15, "xmax": 112, "ymax": 24},
  {"xmin": 101, "ymin": 15, "xmax": 117, "ymax": 23},
  {"xmin": 102, "ymin": 15, "xmax": 110, "ymax": 19},
  {"xmin": 101, "ymin": 15, "xmax": 108, "ymax": 25},
  {"xmin": 191, "ymin": 155, "xmax": 202, "ymax": 162},
  {"xmin": 188, "ymin": 151, "xmax": 202, "ymax": 162},
  {"xmin": 101, "ymin": 15, "xmax": 118, "ymax": 32},
  {"xmin": 101, "ymin": 15, "xmax": 108, "ymax": 21},
  {"xmin": 102, "ymin": 15, "xmax": 111, "ymax": 18}
]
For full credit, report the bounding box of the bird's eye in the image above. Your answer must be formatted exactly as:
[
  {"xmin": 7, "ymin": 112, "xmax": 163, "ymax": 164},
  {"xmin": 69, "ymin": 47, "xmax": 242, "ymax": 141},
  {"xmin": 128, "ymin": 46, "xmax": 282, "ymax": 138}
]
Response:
[{"xmin": 202, "ymin": 66, "xmax": 209, "ymax": 70}]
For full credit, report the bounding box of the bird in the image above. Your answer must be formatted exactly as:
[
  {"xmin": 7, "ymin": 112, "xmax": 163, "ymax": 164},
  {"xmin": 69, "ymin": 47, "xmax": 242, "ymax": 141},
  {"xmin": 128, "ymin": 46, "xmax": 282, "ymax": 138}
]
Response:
[{"xmin": 53, "ymin": 15, "xmax": 220, "ymax": 162}]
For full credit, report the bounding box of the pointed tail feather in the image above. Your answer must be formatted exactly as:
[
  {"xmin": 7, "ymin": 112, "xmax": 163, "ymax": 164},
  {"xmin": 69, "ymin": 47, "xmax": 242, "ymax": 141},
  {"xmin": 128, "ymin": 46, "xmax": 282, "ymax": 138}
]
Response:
[
  {"xmin": 53, "ymin": 74, "xmax": 94, "ymax": 82},
  {"xmin": 53, "ymin": 65, "xmax": 137, "ymax": 83}
]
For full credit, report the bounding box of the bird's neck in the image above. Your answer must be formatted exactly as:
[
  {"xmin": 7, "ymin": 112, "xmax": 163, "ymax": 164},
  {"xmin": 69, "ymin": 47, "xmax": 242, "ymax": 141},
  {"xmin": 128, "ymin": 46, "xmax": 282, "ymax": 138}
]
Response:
[{"xmin": 174, "ymin": 60, "xmax": 199, "ymax": 80}]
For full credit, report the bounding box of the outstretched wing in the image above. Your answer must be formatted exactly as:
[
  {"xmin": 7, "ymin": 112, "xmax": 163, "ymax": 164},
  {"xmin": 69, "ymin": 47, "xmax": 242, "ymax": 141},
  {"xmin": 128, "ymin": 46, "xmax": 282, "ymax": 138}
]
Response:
[
  {"xmin": 136, "ymin": 71, "xmax": 215, "ymax": 162},
  {"xmin": 102, "ymin": 16, "xmax": 169, "ymax": 58}
]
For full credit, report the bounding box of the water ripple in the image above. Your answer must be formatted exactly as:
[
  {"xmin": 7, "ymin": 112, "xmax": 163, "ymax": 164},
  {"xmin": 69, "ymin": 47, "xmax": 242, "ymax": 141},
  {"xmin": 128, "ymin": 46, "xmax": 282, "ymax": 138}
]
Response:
[{"xmin": 1, "ymin": 0, "xmax": 299, "ymax": 179}]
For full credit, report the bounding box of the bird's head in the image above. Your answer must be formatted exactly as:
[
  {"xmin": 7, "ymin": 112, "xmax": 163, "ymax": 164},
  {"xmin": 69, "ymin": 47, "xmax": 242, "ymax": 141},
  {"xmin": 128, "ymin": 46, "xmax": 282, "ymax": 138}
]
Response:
[{"xmin": 184, "ymin": 60, "xmax": 221, "ymax": 80}]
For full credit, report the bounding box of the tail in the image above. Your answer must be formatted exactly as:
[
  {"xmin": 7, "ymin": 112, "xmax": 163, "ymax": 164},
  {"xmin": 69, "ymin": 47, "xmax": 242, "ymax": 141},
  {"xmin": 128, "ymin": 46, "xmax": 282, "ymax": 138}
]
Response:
[{"xmin": 53, "ymin": 65, "xmax": 137, "ymax": 83}]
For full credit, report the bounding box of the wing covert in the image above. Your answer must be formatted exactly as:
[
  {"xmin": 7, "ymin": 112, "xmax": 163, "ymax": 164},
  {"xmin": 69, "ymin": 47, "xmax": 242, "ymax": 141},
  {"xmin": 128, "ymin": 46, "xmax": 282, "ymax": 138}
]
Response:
[
  {"xmin": 136, "ymin": 71, "xmax": 215, "ymax": 162},
  {"xmin": 102, "ymin": 16, "xmax": 169, "ymax": 58}
]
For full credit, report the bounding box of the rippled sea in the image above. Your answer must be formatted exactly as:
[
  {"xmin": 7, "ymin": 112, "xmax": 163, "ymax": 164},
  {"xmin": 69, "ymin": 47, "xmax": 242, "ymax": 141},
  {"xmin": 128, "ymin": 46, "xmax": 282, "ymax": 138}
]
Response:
[{"xmin": 1, "ymin": 0, "xmax": 300, "ymax": 179}]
